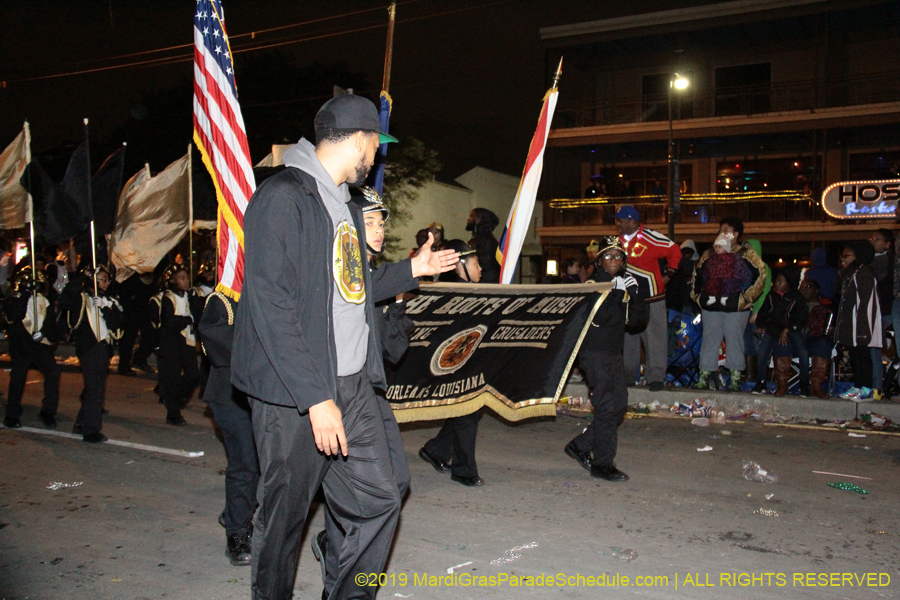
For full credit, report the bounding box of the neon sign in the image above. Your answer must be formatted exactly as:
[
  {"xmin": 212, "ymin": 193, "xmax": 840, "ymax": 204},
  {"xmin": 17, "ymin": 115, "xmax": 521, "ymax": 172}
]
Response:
[{"xmin": 822, "ymin": 179, "xmax": 900, "ymax": 219}]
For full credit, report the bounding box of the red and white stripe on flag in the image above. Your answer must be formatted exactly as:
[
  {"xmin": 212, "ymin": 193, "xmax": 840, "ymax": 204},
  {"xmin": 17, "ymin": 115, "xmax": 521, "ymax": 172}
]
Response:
[
  {"xmin": 497, "ymin": 86, "xmax": 559, "ymax": 284},
  {"xmin": 192, "ymin": 0, "xmax": 255, "ymax": 299}
]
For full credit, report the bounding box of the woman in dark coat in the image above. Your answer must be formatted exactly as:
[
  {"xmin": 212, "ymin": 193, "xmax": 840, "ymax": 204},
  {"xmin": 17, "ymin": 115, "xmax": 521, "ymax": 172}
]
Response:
[{"xmin": 835, "ymin": 241, "xmax": 882, "ymax": 400}]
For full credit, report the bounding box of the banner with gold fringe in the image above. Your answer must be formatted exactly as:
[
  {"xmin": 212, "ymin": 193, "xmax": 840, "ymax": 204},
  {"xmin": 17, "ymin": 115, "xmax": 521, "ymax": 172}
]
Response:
[{"xmin": 387, "ymin": 282, "xmax": 612, "ymax": 423}]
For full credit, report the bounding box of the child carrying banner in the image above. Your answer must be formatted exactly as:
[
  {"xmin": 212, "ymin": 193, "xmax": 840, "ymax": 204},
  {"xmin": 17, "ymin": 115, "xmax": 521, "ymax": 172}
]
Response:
[
  {"xmin": 565, "ymin": 236, "xmax": 648, "ymax": 481},
  {"xmin": 419, "ymin": 239, "xmax": 486, "ymax": 487}
]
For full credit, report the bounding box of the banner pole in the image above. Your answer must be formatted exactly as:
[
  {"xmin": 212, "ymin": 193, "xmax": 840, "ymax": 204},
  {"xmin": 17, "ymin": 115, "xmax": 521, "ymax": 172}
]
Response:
[
  {"xmin": 24, "ymin": 121, "xmax": 38, "ymax": 337},
  {"xmin": 84, "ymin": 118, "xmax": 100, "ymax": 342}
]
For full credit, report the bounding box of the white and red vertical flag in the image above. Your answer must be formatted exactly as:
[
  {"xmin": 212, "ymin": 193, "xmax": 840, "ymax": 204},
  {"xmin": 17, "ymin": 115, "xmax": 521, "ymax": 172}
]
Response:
[
  {"xmin": 497, "ymin": 77, "xmax": 559, "ymax": 284},
  {"xmin": 192, "ymin": 0, "xmax": 255, "ymax": 299}
]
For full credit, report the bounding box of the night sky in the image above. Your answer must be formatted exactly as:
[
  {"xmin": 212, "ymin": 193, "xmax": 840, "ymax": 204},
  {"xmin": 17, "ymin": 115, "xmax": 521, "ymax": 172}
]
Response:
[{"xmin": 1, "ymin": 0, "xmax": 708, "ymax": 179}]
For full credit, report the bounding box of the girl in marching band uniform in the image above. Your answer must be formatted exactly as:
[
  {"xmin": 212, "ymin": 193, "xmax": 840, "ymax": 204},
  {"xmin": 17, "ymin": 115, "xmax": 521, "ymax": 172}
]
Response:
[
  {"xmin": 158, "ymin": 265, "xmax": 201, "ymax": 425},
  {"xmin": 62, "ymin": 266, "xmax": 123, "ymax": 443}
]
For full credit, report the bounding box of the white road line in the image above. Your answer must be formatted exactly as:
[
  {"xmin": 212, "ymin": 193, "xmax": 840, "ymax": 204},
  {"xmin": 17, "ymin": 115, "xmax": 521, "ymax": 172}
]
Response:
[{"xmin": 1, "ymin": 426, "xmax": 205, "ymax": 458}]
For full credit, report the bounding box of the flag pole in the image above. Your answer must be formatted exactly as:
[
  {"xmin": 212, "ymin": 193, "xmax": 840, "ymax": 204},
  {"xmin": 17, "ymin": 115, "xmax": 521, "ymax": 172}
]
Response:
[
  {"xmin": 24, "ymin": 121, "xmax": 38, "ymax": 337},
  {"xmin": 188, "ymin": 144, "xmax": 193, "ymax": 287},
  {"xmin": 382, "ymin": 2, "xmax": 396, "ymax": 92},
  {"xmin": 109, "ymin": 141, "xmax": 126, "ymax": 271},
  {"xmin": 84, "ymin": 118, "xmax": 100, "ymax": 341}
]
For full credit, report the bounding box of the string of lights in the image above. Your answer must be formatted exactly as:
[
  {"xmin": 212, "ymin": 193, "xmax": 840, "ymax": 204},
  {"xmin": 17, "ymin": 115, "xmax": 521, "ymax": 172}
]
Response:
[{"xmin": 549, "ymin": 191, "xmax": 814, "ymax": 209}]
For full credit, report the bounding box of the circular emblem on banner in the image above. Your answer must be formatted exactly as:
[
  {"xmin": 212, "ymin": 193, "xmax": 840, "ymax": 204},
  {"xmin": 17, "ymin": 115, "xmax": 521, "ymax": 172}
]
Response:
[{"xmin": 430, "ymin": 325, "xmax": 488, "ymax": 376}]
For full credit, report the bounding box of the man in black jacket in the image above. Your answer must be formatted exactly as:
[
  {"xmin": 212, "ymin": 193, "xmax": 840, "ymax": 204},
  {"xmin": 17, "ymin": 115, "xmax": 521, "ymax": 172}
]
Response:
[{"xmin": 231, "ymin": 94, "xmax": 458, "ymax": 600}]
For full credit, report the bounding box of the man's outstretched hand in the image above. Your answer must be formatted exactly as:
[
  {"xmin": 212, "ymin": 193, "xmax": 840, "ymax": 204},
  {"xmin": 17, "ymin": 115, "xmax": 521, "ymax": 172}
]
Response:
[
  {"xmin": 309, "ymin": 399, "xmax": 348, "ymax": 457},
  {"xmin": 411, "ymin": 232, "xmax": 459, "ymax": 278}
]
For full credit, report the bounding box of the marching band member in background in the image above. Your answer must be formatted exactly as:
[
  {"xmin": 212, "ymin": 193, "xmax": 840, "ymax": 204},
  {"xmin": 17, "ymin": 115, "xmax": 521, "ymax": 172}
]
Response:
[
  {"xmin": 3, "ymin": 267, "xmax": 60, "ymax": 430},
  {"xmin": 158, "ymin": 265, "xmax": 201, "ymax": 425},
  {"xmin": 62, "ymin": 266, "xmax": 123, "ymax": 443}
]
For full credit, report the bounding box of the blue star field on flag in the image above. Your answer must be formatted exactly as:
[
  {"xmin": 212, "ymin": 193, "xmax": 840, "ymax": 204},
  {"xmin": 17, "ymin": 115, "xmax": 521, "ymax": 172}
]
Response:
[{"xmin": 195, "ymin": 0, "xmax": 237, "ymax": 97}]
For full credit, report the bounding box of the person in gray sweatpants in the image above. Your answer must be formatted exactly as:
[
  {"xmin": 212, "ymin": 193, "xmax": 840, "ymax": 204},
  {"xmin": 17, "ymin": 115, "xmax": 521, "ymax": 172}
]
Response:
[{"xmin": 690, "ymin": 218, "xmax": 767, "ymax": 390}]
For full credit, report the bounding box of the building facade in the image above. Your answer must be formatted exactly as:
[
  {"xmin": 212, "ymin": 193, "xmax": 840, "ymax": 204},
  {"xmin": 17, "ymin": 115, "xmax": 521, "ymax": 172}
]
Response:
[{"xmin": 537, "ymin": 0, "xmax": 900, "ymax": 272}]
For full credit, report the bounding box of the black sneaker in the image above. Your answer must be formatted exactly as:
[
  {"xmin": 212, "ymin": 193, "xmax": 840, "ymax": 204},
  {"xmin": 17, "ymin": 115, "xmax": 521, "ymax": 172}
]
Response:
[
  {"xmin": 39, "ymin": 410, "xmax": 57, "ymax": 429},
  {"xmin": 72, "ymin": 422, "xmax": 84, "ymax": 435},
  {"xmin": 166, "ymin": 415, "xmax": 187, "ymax": 426},
  {"xmin": 226, "ymin": 531, "xmax": 252, "ymax": 566},
  {"xmin": 648, "ymin": 381, "xmax": 665, "ymax": 392},
  {"xmin": 751, "ymin": 381, "xmax": 767, "ymax": 394},
  {"xmin": 118, "ymin": 368, "xmax": 137, "ymax": 377},
  {"xmin": 83, "ymin": 431, "xmax": 108, "ymax": 444},
  {"xmin": 799, "ymin": 383, "xmax": 810, "ymax": 398},
  {"xmin": 3, "ymin": 417, "xmax": 22, "ymax": 429}
]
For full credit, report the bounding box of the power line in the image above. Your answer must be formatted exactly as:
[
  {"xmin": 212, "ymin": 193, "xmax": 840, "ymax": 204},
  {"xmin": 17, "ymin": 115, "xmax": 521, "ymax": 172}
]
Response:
[{"xmin": 2, "ymin": 0, "xmax": 513, "ymax": 85}]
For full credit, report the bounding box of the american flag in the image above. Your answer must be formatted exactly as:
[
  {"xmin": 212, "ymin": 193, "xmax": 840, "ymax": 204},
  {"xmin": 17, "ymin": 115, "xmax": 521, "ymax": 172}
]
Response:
[{"xmin": 192, "ymin": 0, "xmax": 255, "ymax": 299}]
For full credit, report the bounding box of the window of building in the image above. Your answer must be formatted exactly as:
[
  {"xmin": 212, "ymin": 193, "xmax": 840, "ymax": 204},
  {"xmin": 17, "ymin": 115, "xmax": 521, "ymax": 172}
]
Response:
[
  {"xmin": 716, "ymin": 157, "xmax": 817, "ymax": 193},
  {"xmin": 848, "ymin": 151, "xmax": 900, "ymax": 180},
  {"xmin": 600, "ymin": 163, "xmax": 693, "ymax": 197},
  {"xmin": 715, "ymin": 63, "xmax": 771, "ymax": 116},
  {"xmin": 642, "ymin": 72, "xmax": 694, "ymax": 122}
]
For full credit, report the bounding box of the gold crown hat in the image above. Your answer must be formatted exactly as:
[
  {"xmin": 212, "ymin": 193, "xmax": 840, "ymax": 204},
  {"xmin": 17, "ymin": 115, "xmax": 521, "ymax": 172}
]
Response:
[
  {"xmin": 13, "ymin": 265, "xmax": 47, "ymax": 293},
  {"xmin": 196, "ymin": 260, "xmax": 215, "ymax": 276},
  {"xmin": 160, "ymin": 263, "xmax": 188, "ymax": 288},
  {"xmin": 598, "ymin": 235, "xmax": 626, "ymax": 259},
  {"xmin": 81, "ymin": 264, "xmax": 111, "ymax": 279},
  {"xmin": 358, "ymin": 186, "xmax": 390, "ymax": 221}
]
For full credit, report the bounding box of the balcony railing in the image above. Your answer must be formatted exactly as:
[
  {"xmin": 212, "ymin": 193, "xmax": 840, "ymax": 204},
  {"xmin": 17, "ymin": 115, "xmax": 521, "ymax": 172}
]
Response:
[
  {"xmin": 544, "ymin": 191, "xmax": 819, "ymax": 226},
  {"xmin": 554, "ymin": 71, "xmax": 900, "ymax": 129}
]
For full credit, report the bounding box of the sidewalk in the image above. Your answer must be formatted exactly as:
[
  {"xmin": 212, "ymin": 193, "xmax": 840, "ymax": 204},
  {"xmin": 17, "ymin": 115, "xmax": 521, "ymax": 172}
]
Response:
[{"xmin": 563, "ymin": 380, "xmax": 900, "ymax": 422}]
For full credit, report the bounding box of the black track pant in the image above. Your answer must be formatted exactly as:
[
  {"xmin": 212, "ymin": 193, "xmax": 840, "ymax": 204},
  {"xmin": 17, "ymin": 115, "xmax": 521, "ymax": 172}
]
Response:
[
  {"xmin": 571, "ymin": 350, "xmax": 628, "ymax": 467},
  {"xmin": 250, "ymin": 371, "xmax": 401, "ymax": 600},
  {"xmin": 5, "ymin": 342, "xmax": 60, "ymax": 420},
  {"xmin": 848, "ymin": 344, "xmax": 874, "ymax": 389},
  {"xmin": 323, "ymin": 395, "xmax": 410, "ymax": 593},
  {"xmin": 118, "ymin": 308, "xmax": 155, "ymax": 370},
  {"xmin": 205, "ymin": 365, "xmax": 259, "ymax": 537},
  {"xmin": 158, "ymin": 342, "xmax": 199, "ymax": 418},
  {"xmin": 423, "ymin": 409, "xmax": 483, "ymax": 478},
  {"xmin": 76, "ymin": 343, "xmax": 110, "ymax": 436}
]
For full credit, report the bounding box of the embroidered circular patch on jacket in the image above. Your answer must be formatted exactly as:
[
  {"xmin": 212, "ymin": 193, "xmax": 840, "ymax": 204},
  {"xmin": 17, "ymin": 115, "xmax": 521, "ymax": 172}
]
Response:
[
  {"xmin": 332, "ymin": 220, "xmax": 365, "ymax": 304},
  {"xmin": 430, "ymin": 325, "xmax": 487, "ymax": 376}
]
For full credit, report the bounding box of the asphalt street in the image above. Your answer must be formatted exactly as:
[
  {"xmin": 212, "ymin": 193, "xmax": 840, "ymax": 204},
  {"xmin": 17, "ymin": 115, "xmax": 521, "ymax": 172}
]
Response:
[{"xmin": 1, "ymin": 370, "xmax": 898, "ymax": 599}]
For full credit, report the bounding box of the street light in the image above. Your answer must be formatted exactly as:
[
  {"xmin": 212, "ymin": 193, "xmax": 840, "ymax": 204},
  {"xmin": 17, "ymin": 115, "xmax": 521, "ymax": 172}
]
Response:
[{"xmin": 667, "ymin": 73, "xmax": 689, "ymax": 240}]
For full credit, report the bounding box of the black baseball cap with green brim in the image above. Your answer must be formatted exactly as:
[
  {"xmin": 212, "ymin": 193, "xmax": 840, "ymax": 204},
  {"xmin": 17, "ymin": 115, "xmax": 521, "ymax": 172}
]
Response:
[{"xmin": 315, "ymin": 94, "xmax": 399, "ymax": 144}]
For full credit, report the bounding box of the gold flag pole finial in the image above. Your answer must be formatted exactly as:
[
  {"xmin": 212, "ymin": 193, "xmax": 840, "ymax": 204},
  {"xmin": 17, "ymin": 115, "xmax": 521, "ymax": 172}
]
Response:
[{"xmin": 551, "ymin": 57, "xmax": 564, "ymax": 90}]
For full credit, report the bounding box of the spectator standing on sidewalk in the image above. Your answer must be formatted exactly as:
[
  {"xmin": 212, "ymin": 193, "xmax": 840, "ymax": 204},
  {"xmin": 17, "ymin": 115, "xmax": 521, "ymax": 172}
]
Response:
[
  {"xmin": 869, "ymin": 229, "xmax": 893, "ymax": 399},
  {"xmin": 614, "ymin": 205, "xmax": 681, "ymax": 391}
]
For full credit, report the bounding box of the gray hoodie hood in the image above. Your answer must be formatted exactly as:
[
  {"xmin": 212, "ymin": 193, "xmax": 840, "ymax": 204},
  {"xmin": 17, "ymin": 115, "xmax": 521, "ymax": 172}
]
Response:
[{"xmin": 283, "ymin": 138, "xmax": 351, "ymax": 223}]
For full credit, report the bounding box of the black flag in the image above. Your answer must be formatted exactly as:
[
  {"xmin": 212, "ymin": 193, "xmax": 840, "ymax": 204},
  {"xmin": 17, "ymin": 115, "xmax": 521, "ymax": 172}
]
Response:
[
  {"xmin": 21, "ymin": 143, "xmax": 92, "ymax": 246},
  {"xmin": 92, "ymin": 145, "xmax": 126, "ymax": 236}
]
